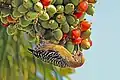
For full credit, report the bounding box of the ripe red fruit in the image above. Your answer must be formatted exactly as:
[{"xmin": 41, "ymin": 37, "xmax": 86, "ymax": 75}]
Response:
[
  {"xmin": 72, "ymin": 37, "xmax": 82, "ymax": 44},
  {"xmin": 80, "ymin": 20, "xmax": 91, "ymax": 31},
  {"xmin": 74, "ymin": 11, "xmax": 84, "ymax": 19},
  {"xmin": 40, "ymin": 0, "xmax": 51, "ymax": 6},
  {"xmin": 71, "ymin": 29, "xmax": 81, "ymax": 39},
  {"xmin": 62, "ymin": 33, "xmax": 68, "ymax": 39},
  {"xmin": 2, "ymin": 23, "xmax": 9, "ymax": 27},
  {"xmin": 78, "ymin": 1, "xmax": 88, "ymax": 12},
  {"xmin": 88, "ymin": 39, "xmax": 92, "ymax": 46},
  {"xmin": 7, "ymin": 16, "xmax": 16, "ymax": 23}
]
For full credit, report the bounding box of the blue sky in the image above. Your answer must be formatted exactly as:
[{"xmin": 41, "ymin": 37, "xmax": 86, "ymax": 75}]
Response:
[{"xmin": 70, "ymin": 0, "xmax": 120, "ymax": 80}]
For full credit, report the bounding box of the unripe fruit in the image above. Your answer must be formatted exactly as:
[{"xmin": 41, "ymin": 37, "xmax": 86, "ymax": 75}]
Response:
[
  {"xmin": 70, "ymin": 0, "xmax": 80, "ymax": 6},
  {"xmin": 81, "ymin": 39, "xmax": 91, "ymax": 50},
  {"xmin": 81, "ymin": 29, "xmax": 91, "ymax": 39},
  {"xmin": 39, "ymin": 11, "xmax": 50, "ymax": 21},
  {"xmin": 19, "ymin": 17, "xmax": 31, "ymax": 27},
  {"xmin": 66, "ymin": 15, "xmax": 75, "ymax": 25},
  {"xmin": 49, "ymin": 19, "xmax": 58, "ymax": 29},
  {"xmin": 1, "ymin": 8, "xmax": 11, "ymax": 17},
  {"xmin": 1, "ymin": 17, "xmax": 8, "ymax": 24},
  {"xmin": 32, "ymin": 0, "xmax": 39, "ymax": 3},
  {"xmin": 65, "ymin": 3, "xmax": 74, "ymax": 14},
  {"xmin": 51, "ymin": 0, "xmax": 56, "ymax": 4},
  {"xmin": 86, "ymin": 4, "xmax": 95, "ymax": 16},
  {"xmin": 56, "ymin": 14, "xmax": 66, "ymax": 24},
  {"xmin": 12, "ymin": 8, "xmax": 23, "ymax": 18},
  {"xmin": 53, "ymin": 29, "xmax": 63, "ymax": 41},
  {"xmin": 56, "ymin": 5, "xmax": 64, "ymax": 13},
  {"xmin": 65, "ymin": 41, "xmax": 74, "ymax": 53},
  {"xmin": 26, "ymin": 11, "xmax": 38, "ymax": 20},
  {"xmin": 34, "ymin": 2, "xmax": 43, "ymax": 12},
  {"xmin": 46, "ymin": 5, "xmax": 57, "ymax": 17},
  {"xmin": 23, "ymin": 0, "xmax": 33, "ymax": 9},
  {"xmin": 55, "ymin": 0, "xmax": 63, "ymax": 5},
  {"xmin": 41, "ymin": 21, "xmax": 49, "ymax": 29},
  {"xmin": 61, "ymin": 22, "xmax": 70, "ymax": 33},
  {"xmin": 18, "ymin": 5, "xmax": 28, "ymax": 14},
  {"xmin": 12, "ymin": 0, "xmax": 22, "ymax": 7},
  {"xmin": 7, "ymin": 24, "xmax": 17, "ymax": 35}
]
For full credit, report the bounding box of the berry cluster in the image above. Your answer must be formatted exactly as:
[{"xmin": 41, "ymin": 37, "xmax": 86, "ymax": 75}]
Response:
[{"xmin": 0, "ymin": 0, "xmax": 96, "ymax": 53}]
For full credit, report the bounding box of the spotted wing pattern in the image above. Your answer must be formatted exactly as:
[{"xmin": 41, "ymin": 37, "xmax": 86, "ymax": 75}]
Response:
[{"xmin": 28, "ymin": 48, "xmax": 70, "ymax": 68}]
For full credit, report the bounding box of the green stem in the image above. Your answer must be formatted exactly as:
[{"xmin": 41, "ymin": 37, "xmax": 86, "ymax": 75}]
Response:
[
  {"xmin": 0, "ymin": 28, "xmax": 8, "ymax": 63},
  {"xmin": 15, "ymin": 32, "xmax": 23, "ymax": 80}
]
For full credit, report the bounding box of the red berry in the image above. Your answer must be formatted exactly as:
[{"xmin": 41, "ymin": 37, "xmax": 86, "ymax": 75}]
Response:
[
  {"xmin": 88, "ymin": 39, "xmax": 92, "ymax": 46},
  {"xmin": 2, "ymin": 23, "xmax": 9, "ymax": 27},
  {"xmin": 40, "ymin": 0, "xmax": 51, "ymax": 6},
  {"xmin": 62, "ymin": 33, "xmax": 68, "ymax": 39},
  {"xmin": 74, "ymin": 11, "xmax": 84, "ymax": 19},
  {"xmin": 7, "ymin": 16, "xmax": 16, "ymax": 23},
  {"xmin": 78, "ymin": 1, "xmax": 88, "ymax": 12},
  {"xmin": 71, "ymin": 29, "xmax": 81, "ymax": 39},
  {"xmin": 72, "ymin": 37, "xmax": 82, "ymax": 44},
  {"xmin": 80, "ymin": 20, "xmax": 91, "ymax": 31}
]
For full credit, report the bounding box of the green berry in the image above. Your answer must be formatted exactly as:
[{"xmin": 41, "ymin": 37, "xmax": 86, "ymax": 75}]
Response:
[
  {"xmin": 18, "ymin": 5, "xmax": 28, "ymax": 14},
  {"xmin": 23, "ymin": 0, "xmax": 33, "ymax": 9},
  {"xmin": 51, "ymin": 0, "xmax": 56, "ymax": 4},
  {"xmin": 12, "ymin": 8, "xmax": 23, "ymax": 18},
  {"xmin": 65, "ymin": 41, "xmax": 74, "ymax": 53},
  {"xmin": 25, "ymin": 11, "xmax": 38, "ymax": 20},
  {"xmin": 56, "ymin": 14, "xmax": 66, "ymax": 24},
  {"xmin": 49, "ymin": 20, "xmax": 58, "ymax": 29},
  {"xmin": 70, "ymin": 0, "xmax": 80, "ymax": 6},
  {"xmin": 41, "ymin": 21, "xmax": 49, "ymax": 29},
  {"xmin": 81, "ymin": 29, "xmax": 91, "ymax": 39},
  {"xmin": 7, "ymin": 24, "xmax": 17, "ymax": 35},
  {"xmin": 19, "ymin": 17, "xmax": 32, "ymax": 27},
  {"xmin": 86, "ymin": 4, "xmax": 95, "ymax": 16},
  {"xmin": 12, "ymin": 0, "xmax": 22, "ymax": 7},
  {"xmin": 56, "ymin": 5, "xmax": 64, "ymax": 13},
  {"xmin": 66, "ymin": 15, "xmax": 75, "ymax": 25},
  {"xmin": 39, "ymin": 11, "xmax": 50, "ymax": 21},
  {"xmin": 60, "ymin": 22, "xmax": 69, "ymax": 33},
  {"xmin": 53, "ymin": 29, "xmax": 63, "ymax": 41},
  {"xmin": 1, "ymin": 17, "xmax": 8, "ymax": 24},
  {"xmin": 34, "ymin": 2, "xmax": 43, "ymax": 12},
  {"xmin": 32, "ymin": 0, "xmax": 39, "ymax": 3},
  {"xmin": 1, "ymin": 8, "xmax": 11, "ymax": 17},
  {"xmin": 55, "ymin": 0, "xmax": 63, "ymax": 5},
  {"xmin": 65, "ymin": 3, "xmax": 74, "ymax": 14},
  {"xmin": 46, "ymin": 5, "xmax": 57, "ymax": 17}
]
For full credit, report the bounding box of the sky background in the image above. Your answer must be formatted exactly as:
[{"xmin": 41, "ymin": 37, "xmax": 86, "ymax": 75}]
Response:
[{"xmin": 70, "ymin": 0, "xmax": 120, "ymax": 80}]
